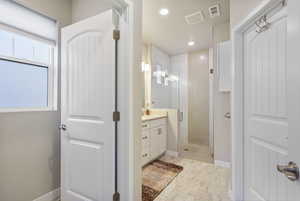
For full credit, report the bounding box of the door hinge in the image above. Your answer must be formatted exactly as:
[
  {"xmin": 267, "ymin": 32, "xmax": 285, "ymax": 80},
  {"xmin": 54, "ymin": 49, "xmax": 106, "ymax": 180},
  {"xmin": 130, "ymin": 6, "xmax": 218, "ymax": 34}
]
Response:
[
  {"xmin": 113, "ymin": 111, "xmax": 120, "ymax": 122},
  {"xmin": 113, "ymin": 192, "xmax": 120, "ymax": 201},
  {"xmin": 113, "ymin": 30, "xmax": 120, "ymax": 40},
  {"xmin": 210, "ymin": 69, "xmax": 214, "ymax": 74},
  {"xmin": 255, "ymin": 15, "xmax": 270, "ymax": 33}
]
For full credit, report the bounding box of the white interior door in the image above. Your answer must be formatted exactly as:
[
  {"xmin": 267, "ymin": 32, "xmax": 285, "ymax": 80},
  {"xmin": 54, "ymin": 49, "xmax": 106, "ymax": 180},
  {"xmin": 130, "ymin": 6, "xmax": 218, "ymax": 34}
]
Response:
[
  {"xmin": 244, "ymin": 6, "xmax": 300, "ymax": 201},
  {"xmin": 61, "ymin": 10, "xmax": 115, "ymax": 201}
]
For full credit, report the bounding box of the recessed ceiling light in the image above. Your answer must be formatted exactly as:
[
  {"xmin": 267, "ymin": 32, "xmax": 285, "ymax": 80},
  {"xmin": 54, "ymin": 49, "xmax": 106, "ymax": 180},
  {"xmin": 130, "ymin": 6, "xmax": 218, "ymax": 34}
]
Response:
[
  {"xmin": 159, "ymin": 8, "xmax": 169, "ymax": 16},
  {"xmin": 188, "ymin": 41, "xmax": 195, "ymax": 46}
]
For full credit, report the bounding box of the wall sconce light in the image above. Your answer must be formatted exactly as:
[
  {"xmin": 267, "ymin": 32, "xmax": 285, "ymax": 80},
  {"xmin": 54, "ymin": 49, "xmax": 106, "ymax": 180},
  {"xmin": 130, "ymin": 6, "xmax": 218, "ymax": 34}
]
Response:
[
  {"xmin": 168, "ymin": 75, "xmax": 179, "ymax": 82},
  {"xmin": 164, "ymin": 75, "xmax": 169, "ymax": 86},
  {"xmin": 153, "ymin": 70, "xmax": 162, "ymax": 84},
  {"xmin": 153, "ymin": 64, "xmax": 163, "ymax": 84},
  {"xmin": 141, "ymin": 62, "xmax": 150, "ymax": 72}
]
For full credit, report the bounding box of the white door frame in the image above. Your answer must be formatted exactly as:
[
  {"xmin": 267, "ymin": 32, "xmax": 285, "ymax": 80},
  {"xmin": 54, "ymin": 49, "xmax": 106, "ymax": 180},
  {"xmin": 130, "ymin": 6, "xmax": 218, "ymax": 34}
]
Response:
[
  {"xmin": 111, "ymin": 0, "xmax": 143, "ymax": 201},
  {"xmin": 209, "ymin": 48, "xmax": 214, "ymax": 157},
  {"xmin": 231, "ymin": 0, "xmax": 286, "ymax": 200},
  {"xmin": 120, "ymin": 0, "xmax": 143, "ymax": 201}
]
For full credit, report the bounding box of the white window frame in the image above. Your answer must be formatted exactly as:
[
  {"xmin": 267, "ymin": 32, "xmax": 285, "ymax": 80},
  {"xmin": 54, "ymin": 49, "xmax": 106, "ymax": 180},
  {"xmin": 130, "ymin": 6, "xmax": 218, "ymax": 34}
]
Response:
[{"xmin": 0, "ymin": 24, "xmax": 59, "ymax": 113}]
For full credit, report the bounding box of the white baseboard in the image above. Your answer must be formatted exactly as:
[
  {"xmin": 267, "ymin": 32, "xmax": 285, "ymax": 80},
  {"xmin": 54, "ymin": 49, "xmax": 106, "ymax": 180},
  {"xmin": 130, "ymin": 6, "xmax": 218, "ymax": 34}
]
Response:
[
  {"xmin": 228, "ymin": 189, "xmax": 233, "ymax": 201},
  {"xmin": 33, "ymin": 188, "xmax": 60, "ymax": 201},
  {"xmin": 166, "ymin": 150, "xmax": 179, "ymax": 157},
  {"xmin": 214, "ymin": 160, "xmax": 231, "ymax": 168}
]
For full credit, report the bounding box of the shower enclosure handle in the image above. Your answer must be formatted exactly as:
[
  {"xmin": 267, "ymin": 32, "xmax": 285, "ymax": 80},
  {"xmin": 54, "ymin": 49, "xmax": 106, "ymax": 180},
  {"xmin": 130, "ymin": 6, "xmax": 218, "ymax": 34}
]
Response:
[{"xmin": 224, "ymin": 112, "xmax": 231, "ymax": 119}]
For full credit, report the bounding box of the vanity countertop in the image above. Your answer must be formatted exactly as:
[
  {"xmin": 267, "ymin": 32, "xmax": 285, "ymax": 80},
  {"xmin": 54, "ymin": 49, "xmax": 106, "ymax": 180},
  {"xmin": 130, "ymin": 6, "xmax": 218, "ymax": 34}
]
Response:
[{"xmin": 142, "ymin": 114, "xmax": 167, "ymax": 121}]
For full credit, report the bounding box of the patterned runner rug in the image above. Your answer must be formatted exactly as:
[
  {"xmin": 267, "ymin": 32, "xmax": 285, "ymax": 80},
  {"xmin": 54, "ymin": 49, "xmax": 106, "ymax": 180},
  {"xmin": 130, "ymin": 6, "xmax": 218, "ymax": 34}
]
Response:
[{"xmin": 142, "ymin": 160, "xmax": 183, "ymax": 201}]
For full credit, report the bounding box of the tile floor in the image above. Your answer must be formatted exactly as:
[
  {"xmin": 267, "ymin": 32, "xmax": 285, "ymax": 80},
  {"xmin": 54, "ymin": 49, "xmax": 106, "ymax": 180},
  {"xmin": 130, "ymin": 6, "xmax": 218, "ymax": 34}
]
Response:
[
  {"xmin": 180, "ymin": 144, "xmax": 214, "ymax": 164},
  {"xmin": 154, "ymin": 155, "xmax": 231, "ymax": 201}
]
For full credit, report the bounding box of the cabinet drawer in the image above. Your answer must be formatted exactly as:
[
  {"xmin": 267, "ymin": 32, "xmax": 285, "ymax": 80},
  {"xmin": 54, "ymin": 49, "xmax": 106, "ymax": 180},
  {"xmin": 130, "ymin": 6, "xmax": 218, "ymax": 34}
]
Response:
[
  {"xmin": 141, "ymin": 152, "xmax": 150, "ymax": 166},
  {"xmin": 141, "ymin": 122, "xmax": 150, "ymax": 130},
  {"xmin": 151, "ymin": 126, "xmax": 164, "ymax": 136},
  {"xmin": 149, "ymin": 118, "xmax": 166, "ymax": 128},
  {"xmin": 142, "ymin": 134, "xmax": 149, "ymax": 141},
  {"xmin": 141, "ymin": 140, "xmax": 150, "ymax": 155},
  {"xmin": 142, "ymin": 129, "xmax": 149, "ymax": 138},
  {"xmin": 141, "ymin": 152, "xmax": 150, "ymax": 160},
  {"xmin": 141, "ymin": 139, "xmax": 150, "ymax": 166},
  {"xmin": 142, "ymin": 138, "xmax": 150, "ymax": 151},
  {"xmin": 141, "ymin": 131, "xmax": 150, "ymax": 156}
]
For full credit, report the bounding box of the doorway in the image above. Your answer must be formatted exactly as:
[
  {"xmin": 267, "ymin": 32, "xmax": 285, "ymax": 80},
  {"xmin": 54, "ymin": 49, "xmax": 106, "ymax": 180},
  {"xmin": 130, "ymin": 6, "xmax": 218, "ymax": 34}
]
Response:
[
  {"xmin": 180, "ymin": 49, "xmax": 214, "ymax": 164},
  {"xmin": 140, "ymin": 0, "xmax": 232, "ymax": 201}
]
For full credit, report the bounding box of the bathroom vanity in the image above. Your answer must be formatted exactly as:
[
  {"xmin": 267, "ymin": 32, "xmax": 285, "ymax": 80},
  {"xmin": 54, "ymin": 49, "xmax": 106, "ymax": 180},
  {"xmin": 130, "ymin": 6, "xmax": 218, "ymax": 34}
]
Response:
[{"xmin": 141, "ymin": 114, "xmax": 167, "ymax": 166}]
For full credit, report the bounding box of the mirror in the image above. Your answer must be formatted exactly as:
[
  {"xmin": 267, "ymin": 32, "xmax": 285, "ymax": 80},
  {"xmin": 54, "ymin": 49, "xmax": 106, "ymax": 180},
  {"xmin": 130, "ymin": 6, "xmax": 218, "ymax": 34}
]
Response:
[{"xmin": 142, "ymin": 44, "xmax": 180, "ymax": 110}]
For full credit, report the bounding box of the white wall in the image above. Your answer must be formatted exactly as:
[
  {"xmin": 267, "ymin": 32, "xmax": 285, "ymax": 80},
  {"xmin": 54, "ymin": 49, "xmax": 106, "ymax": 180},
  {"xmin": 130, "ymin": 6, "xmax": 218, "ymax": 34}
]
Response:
[
  {"xmin": 72, "ymin": 0, "xmax": 112, "ymax": 23},
  {"xmin": 213, "ymin": 22, "xmax": 231, "ymax": 163},
  {"xmin": 0, "ymin": 1, "xmax": 72, "ymax": 201},
  {"xmin": 214, "ymin": 22, "xmax": 231, "ymax": 42},
  {"xmin": 230, "ymin": 0, "xmax": 264, "ymax": 28},
  {"xmin": 19, "ymin": 0, "xmax": 72, "ymax": 26}
]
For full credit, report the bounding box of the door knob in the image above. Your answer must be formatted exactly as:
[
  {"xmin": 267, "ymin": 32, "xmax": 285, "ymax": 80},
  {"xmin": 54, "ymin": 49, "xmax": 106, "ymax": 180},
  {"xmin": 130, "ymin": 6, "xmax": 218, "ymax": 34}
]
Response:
[
  {"xmin": 277, "ymin": 162, "xmax": 299, "ymax": 181},
  {"xmin": 224, "ymin": 112, "xmax": 231, "ymax": 119},
  {"xmin": 59, "ymin": 124, "xmax": 67, "ymax": 131}
]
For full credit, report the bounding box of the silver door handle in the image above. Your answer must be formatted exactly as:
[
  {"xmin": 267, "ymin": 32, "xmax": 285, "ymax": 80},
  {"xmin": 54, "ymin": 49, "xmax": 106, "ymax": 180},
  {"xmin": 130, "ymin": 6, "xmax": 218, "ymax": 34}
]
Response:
[
  {"xmin": 179, "ymin": 112, "xmax": 183, "ymax": 122},
  {"xmin": 277, "ymin": 162, "xmax": 299, "ymax": 181},
  {"xmin": 224, "ymin": 112, "xmax": 231, "ymax": 119},
  {"xmin": 59, "ymin": 124, "xmax": 67, "ymax": 131}
]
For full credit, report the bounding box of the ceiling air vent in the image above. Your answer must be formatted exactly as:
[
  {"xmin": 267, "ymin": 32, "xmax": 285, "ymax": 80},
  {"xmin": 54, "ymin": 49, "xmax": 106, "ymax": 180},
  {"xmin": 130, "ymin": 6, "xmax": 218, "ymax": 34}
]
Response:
[
  {"xmin": 185, "ymin": 11, "xmax": 205, "ymax": 25},
  {"xmin": 208, "ymin": 4, "xmax": 221, "ymax": 18}
]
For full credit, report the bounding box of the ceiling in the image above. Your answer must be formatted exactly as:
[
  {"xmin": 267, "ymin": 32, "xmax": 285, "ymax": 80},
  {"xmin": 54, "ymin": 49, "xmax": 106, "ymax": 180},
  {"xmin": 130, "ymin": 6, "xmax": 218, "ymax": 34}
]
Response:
[{"xmin": 143, "ymin": 0, "xmax": 230, "ymax": 55}]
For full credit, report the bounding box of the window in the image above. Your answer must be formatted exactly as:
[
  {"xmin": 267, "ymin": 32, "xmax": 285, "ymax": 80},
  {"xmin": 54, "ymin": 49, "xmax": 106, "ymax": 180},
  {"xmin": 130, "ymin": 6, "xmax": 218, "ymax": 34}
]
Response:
[
  {"xmin": 0, "ymin": 59, "xmax": 48, "ymax": 108},
  {"xmin": 0, "ymin": 1, "xmax": 58, "ymax": 112},
  {"xmin": 0, "ymin": 29, "xmax": 56, "ymax": 112}
]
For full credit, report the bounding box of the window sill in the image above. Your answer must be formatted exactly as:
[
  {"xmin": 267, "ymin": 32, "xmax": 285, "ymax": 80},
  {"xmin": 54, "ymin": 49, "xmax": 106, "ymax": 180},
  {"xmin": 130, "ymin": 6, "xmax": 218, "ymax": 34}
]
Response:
[{"xmin": 0, "ymin": 107, "xmax": 58, "ymax": 113}]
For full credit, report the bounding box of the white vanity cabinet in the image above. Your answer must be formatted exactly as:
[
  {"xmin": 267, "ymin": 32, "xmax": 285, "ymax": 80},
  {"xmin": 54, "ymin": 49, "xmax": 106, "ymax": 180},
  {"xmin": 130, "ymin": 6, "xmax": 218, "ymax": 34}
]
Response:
[
  {"xmin": 150, "ymin": 124, "xmax": 167, "ymax": 159},
  {"xmin": 141, "ymin": 122, "xmax": 150, "ymax": 165},
  {"xmin": 141, "ymin": 117, "xmax": 167, "ymax": 166}
]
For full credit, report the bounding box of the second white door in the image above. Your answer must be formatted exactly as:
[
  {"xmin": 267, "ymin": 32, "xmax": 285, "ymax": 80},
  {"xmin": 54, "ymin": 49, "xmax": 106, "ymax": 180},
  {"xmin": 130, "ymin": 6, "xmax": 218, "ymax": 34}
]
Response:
[{"xmin": 243, "ymin": 6, "xmax": 298, "ymax": 201}]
